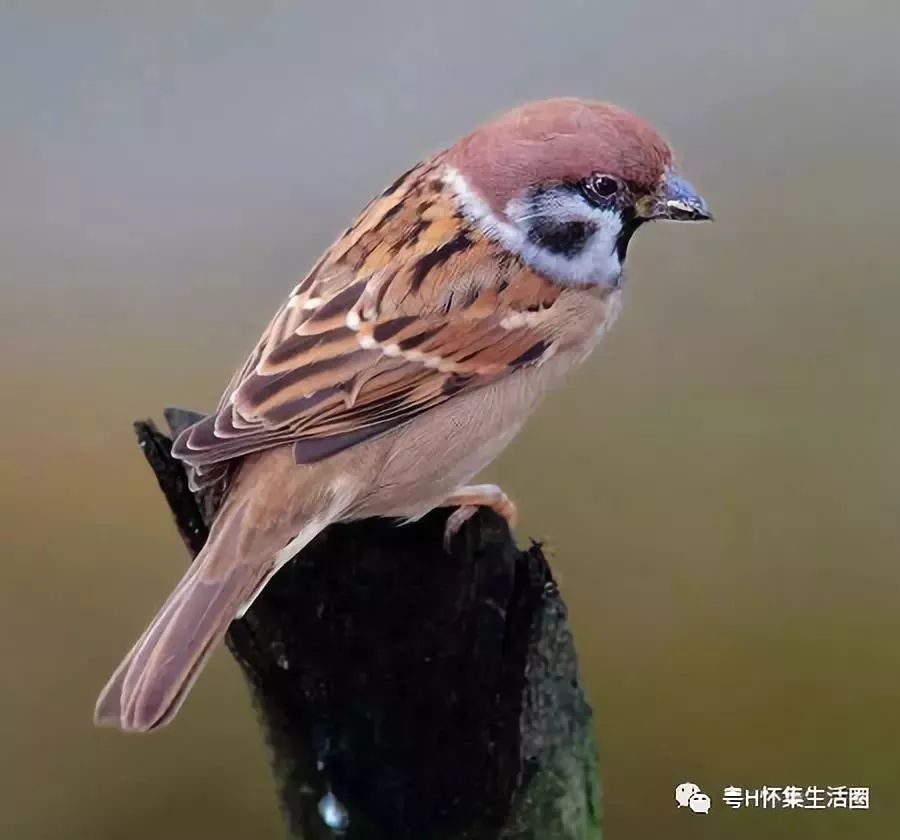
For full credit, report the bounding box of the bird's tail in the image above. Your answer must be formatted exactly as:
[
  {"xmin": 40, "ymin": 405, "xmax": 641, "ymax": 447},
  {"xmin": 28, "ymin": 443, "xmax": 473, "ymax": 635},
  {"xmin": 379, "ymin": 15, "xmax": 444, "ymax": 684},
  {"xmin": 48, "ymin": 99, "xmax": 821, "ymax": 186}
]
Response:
[{"xmin": 94, "ymin": 499, "xmax": 268, "ymax": 732}]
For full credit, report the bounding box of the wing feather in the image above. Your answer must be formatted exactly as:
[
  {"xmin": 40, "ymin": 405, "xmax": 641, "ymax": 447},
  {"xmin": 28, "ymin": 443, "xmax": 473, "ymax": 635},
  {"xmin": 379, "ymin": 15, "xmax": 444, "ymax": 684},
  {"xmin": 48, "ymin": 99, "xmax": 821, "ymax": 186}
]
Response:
[{"xmin": 172, "ymin": 159, "xmax": 567, "ymax": 480}]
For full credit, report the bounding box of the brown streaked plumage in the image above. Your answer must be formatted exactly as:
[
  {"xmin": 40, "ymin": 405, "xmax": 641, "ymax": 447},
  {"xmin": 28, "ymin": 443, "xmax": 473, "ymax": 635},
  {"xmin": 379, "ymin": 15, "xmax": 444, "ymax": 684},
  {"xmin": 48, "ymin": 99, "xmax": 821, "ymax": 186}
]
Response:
[
  {"xmin": 95, "ymin": 97, "xmax": 710, "ymax": 732},
  {"xmin": 176, "ymin": 158, "xmax": 566, "ymax": 483}
]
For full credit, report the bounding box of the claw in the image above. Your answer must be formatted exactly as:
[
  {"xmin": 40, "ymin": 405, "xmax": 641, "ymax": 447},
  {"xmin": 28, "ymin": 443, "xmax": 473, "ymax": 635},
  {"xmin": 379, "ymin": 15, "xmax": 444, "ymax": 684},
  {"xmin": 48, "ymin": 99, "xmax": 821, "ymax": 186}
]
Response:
[
  {"xmin": 443, "ymin": 504, "xmax": 478, "ymax": 551},
  {"xmin": 439, "ymin": 484, "xmax": 518, "ymax": 551}
]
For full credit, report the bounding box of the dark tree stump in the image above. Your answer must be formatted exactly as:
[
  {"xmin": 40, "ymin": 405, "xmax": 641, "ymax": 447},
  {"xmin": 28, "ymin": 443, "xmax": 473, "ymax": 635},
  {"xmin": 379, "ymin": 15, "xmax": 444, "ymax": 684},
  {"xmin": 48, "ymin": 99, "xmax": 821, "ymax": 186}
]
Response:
[{"xmin": 134, "ymin": 413, "xmax": 601, "ymax": 839}]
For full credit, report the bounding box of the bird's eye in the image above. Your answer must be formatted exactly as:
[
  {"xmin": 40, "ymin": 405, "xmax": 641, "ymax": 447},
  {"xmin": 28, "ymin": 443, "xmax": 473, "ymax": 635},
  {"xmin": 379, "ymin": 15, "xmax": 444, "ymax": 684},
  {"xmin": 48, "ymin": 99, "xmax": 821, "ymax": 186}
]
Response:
[{"xmin": 582, "ymin": 174, "xmax": 620, "ymax": 203}]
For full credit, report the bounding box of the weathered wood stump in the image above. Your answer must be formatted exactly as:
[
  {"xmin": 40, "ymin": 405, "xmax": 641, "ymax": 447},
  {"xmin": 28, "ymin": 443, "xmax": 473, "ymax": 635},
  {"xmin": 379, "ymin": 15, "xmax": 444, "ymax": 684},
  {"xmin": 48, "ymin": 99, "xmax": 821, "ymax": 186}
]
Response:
[{"xmin": 134, "ymin": 411, "xmax": 601, "ymax": 839}]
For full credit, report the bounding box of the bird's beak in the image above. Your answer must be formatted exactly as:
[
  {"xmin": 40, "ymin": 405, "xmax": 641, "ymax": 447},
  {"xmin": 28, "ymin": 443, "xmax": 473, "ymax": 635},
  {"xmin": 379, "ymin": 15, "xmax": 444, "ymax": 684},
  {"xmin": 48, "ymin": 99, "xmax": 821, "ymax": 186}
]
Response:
[{"xmin": 636, "ymin": 169, "xmax": 712, "ymax": 222}]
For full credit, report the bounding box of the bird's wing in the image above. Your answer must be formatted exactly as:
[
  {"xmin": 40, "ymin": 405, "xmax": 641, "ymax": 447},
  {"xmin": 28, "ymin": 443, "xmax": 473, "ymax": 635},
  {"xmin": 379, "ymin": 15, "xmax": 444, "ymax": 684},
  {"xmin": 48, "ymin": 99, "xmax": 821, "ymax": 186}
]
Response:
[{"xmin": 173, "ymin": 160, "xmax": 566, "ymax": 474}]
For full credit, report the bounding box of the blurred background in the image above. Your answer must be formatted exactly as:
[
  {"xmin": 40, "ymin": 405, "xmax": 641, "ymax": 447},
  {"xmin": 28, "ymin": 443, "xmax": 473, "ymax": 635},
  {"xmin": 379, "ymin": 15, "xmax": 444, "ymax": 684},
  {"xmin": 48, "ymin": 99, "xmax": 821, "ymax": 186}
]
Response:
[{"xmin": 3, "ymin": 1, "xmax": 900, "ymax": 837}]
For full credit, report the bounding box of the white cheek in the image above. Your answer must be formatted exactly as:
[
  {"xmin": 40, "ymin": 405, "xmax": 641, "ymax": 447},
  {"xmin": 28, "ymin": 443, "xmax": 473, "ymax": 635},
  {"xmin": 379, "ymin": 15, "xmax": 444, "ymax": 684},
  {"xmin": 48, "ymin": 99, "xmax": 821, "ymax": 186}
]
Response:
[
  {"xmin": 505, "ymin": 191, "xmax": 624, "ymax": 288},
  {"xmin": 443, "ymin": 166, "xmax": 525, "ymax": 250},
  {"xmin": 443, "ymin": 166, "xmax": 623, "ymax": 288}
]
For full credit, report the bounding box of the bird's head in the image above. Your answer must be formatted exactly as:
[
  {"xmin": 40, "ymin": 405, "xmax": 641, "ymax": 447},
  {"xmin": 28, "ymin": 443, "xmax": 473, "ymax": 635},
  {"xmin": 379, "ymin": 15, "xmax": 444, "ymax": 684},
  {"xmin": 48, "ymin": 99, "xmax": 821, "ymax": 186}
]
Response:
[{"xmin": 445, "ymin": 98, "xmax": 711, "ymax": 288}]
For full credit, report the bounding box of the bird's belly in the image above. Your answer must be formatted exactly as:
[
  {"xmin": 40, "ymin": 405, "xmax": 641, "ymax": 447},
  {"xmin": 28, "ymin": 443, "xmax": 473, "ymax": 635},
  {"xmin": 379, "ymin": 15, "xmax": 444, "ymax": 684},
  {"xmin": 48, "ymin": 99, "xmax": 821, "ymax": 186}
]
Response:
[{"xmin": 347, "ymin": 349, "xmax": 579, "ymax": 521}]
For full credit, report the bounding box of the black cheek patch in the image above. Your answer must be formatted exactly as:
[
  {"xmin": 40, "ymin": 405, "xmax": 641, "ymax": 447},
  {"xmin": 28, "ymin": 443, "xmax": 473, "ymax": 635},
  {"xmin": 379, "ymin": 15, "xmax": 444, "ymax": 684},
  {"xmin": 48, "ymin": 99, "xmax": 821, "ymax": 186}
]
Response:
[{"xmin": 527, "ymin": 220, "xmax": 595, "ymax": 258}]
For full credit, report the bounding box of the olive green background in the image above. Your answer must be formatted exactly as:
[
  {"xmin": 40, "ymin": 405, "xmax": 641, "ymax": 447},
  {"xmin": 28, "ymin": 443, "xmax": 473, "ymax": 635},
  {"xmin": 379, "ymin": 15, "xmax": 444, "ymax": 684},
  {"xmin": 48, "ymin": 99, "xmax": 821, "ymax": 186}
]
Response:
[{"xmin": 3, "ymin": 1, "xmax": 899, "ymax": 838}]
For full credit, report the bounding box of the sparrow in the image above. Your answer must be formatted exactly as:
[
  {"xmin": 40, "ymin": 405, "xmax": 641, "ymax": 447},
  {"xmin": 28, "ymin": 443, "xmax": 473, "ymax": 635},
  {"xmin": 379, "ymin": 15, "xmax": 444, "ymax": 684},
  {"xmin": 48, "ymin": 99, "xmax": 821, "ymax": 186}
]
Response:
[{"xmin": 95, "ymin": 97, "xmax": 710, "ymax": 732}]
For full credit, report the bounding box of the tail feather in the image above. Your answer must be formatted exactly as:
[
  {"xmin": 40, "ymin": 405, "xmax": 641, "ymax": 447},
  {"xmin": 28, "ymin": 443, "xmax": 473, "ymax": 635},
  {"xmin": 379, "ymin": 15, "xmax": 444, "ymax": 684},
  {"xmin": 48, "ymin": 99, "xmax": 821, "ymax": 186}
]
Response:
[
  {"xmin": 94, "ymin": 502, "xmax": 266, "ymax": 732},
  {"xmin": 95, "ymin": 445, "xmax": 339, "ymax": 733}
]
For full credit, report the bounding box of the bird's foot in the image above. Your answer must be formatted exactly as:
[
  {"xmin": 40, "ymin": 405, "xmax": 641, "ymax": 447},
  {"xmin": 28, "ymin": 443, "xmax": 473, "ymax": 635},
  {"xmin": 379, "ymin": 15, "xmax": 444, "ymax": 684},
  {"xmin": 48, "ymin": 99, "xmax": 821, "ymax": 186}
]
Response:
[{"xmin": 441, "ymin": 484, "xmax": 518, "ymax": 550}]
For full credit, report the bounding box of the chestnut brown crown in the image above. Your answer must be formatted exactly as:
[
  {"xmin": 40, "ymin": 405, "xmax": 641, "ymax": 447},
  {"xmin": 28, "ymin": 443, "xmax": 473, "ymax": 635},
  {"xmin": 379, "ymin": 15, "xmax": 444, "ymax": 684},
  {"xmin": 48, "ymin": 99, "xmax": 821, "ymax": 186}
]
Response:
[{"xmin": 447, "ymin": 98, "xmax": 674, "ymax": 215}]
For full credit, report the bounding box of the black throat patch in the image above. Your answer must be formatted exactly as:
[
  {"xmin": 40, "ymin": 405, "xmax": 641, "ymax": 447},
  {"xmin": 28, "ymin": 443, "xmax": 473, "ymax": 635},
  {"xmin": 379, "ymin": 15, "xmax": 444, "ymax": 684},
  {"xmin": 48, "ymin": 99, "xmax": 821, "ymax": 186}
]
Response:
[{"xmin": 615, "ymin": 207, "xmax": 643, "ymax": 263}]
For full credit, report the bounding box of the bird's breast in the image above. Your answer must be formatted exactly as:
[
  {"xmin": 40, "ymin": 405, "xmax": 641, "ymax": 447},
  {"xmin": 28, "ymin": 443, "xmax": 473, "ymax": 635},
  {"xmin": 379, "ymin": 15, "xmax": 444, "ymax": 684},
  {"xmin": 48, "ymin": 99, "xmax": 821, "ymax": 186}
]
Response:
[{"xmin": 548, "ymin": 285, "xmax": 624, "ymax": 367}]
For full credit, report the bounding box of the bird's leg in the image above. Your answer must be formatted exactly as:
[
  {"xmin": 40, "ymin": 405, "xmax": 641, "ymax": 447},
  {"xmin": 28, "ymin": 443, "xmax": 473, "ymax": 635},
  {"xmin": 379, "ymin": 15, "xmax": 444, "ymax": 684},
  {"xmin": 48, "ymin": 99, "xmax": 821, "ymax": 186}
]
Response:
[{"xmin": 441, "ymin": 484, "xmax": 518, "ymax": 550}]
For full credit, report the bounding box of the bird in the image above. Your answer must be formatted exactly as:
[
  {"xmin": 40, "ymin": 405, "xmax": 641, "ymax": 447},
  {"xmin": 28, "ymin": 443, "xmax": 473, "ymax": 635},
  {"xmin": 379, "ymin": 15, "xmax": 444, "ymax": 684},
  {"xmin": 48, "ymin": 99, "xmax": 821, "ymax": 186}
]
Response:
[{"xmin": 95, "ymin": 97, "xmax": 710, "ymax": 732}]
